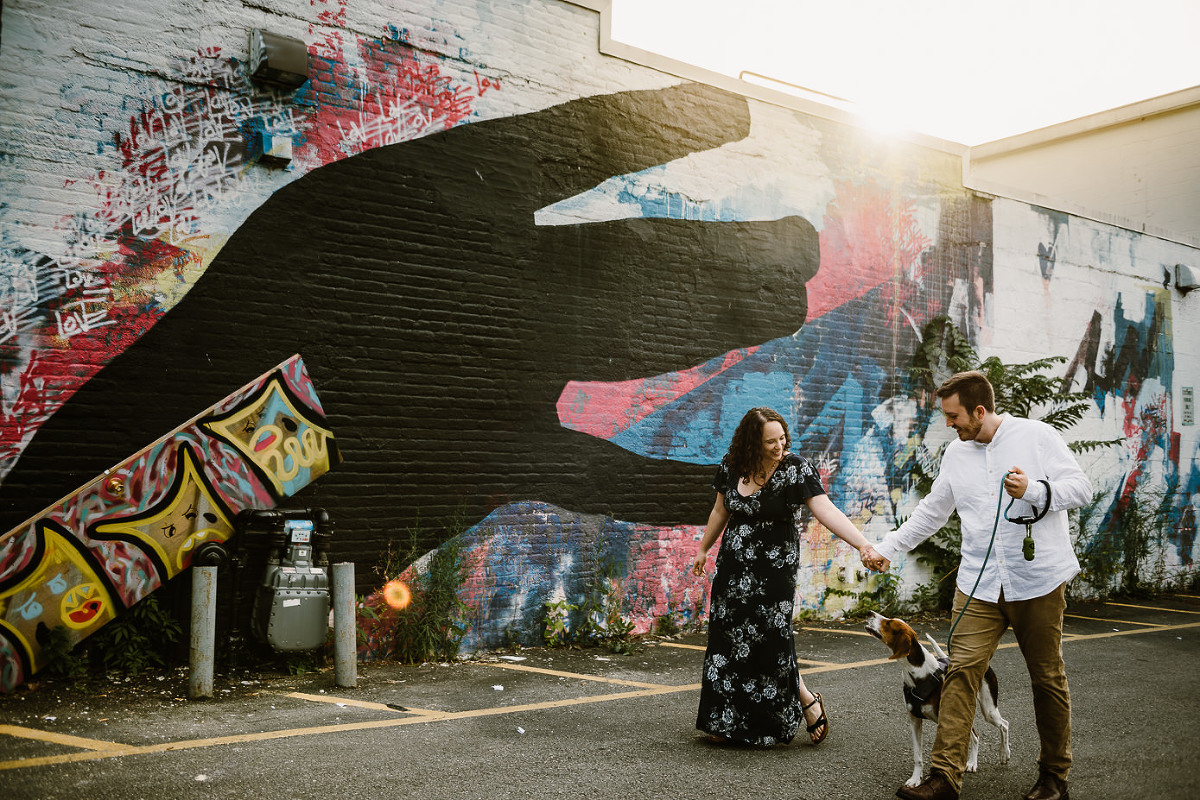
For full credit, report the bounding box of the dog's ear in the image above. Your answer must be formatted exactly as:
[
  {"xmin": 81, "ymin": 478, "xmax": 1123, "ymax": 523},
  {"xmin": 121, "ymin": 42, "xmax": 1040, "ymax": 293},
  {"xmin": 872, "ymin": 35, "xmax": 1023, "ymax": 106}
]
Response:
[{"xmin": 882, "ymin": 621, "xmax": 912, "ymax": 660}]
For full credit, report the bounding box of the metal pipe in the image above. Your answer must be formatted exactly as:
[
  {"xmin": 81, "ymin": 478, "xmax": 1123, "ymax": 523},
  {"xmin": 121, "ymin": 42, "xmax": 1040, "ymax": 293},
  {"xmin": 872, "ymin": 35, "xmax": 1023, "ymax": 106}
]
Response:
[
  {"xmin": 189, "ymin": 565, "xmax": 218, "ymax": 699},
  {"xmin": 332, "ymin": 562, "xmax": 357, "ymax": 688}
]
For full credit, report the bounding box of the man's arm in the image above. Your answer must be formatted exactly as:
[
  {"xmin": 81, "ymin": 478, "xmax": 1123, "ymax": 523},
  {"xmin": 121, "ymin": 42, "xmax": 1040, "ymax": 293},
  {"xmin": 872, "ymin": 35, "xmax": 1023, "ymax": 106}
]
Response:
[
  {"xmin": 875, "ymin": 459, "xmax": 958, "ymax": 564},
  {"xmin": 1018, "ymin": 425, "xmax": 1093, "ymax": 512}
]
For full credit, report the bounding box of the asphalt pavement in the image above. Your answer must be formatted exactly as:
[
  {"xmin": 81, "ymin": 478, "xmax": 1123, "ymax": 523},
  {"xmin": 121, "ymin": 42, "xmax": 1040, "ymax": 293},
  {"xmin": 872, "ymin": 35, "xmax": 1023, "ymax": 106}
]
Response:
[{"xmin": 2, "ymin": 595, "xmax": 1199, "ymax": 799}]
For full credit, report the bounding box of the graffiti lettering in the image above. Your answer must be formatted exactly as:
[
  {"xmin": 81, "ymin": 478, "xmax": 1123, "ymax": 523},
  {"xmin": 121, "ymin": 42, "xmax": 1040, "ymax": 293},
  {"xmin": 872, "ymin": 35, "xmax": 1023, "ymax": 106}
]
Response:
[
  {"xmin": 55, "ymin": 288, "xmax": 115, "ymax": 339},
  {"xmin": 473, "ymin": 70, "xmax": 499, "ymax": 95},
  {"xmin": 0, "ymin": 263, "xmax": 41, "ymax": 345},
  {"xmin": 251, "ymin": 424, "xmax": 330, "ymax": 485},
  {"xmin": 336, "ymin": 92, "xmax": 463, "ymax": 153}
]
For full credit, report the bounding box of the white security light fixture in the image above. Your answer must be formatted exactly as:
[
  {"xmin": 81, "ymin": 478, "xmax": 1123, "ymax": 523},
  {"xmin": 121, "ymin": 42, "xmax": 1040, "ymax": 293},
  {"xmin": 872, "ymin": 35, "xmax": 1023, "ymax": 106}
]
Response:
[
  {"xmin": 249, "ymin": 29, "xmax": 309, "ymax": 89},
  {"xmin": 1176, "ymin": 264, "xmax": 1199, "ymax": 294}
]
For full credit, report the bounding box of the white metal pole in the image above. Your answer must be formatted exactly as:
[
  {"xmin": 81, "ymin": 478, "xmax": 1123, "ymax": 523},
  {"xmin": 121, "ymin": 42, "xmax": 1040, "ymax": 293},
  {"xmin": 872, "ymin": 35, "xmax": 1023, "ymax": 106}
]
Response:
[
  {"xmin": 332, "ymin": 562, "xmax": 357, "ymax": 688},
  {"xmin": 189, "ymin": 565, "xmax": 218, "ymax": 699}
]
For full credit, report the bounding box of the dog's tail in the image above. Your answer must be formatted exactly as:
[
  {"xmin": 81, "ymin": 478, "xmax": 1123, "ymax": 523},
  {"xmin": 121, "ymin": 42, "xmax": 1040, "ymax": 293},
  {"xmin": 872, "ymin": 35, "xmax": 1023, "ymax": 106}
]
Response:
[{"xmin": 926, "ymin": 633, "xmax": 949, "ymax": 660}]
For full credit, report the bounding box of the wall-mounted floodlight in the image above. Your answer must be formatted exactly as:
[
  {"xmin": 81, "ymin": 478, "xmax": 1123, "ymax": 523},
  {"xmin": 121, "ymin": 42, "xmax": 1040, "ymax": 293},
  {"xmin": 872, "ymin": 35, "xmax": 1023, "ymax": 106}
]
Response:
[
  {"xmin": 1176, "ymin": 264, "xmax": 1199, "ymax": 293},
  {"xmin": 250, "ymin": 130, "xmax": 293, "ymax": 168},
  {"xmin": 249, "ymin": 29, "xmax": 308, "ymax": 89}
]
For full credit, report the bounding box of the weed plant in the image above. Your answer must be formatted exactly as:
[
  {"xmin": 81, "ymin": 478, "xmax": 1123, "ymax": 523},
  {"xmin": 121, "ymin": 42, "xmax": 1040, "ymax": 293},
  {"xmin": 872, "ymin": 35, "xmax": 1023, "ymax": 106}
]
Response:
[
  {"xmin": 40, "ymin": 625, "xmax": 89, "ymax": 683},
  {"xmin": 378, "ymin": 507, "xmax": 471, "ymax": 664},
  {"xmin": 35, "ymin": 592, "xmax": 185, "ymax": 687},
  {"xmin": 1077, "ymin": 484, "xmax": 1172, "ymax": 598},
  {"xmin": 542, "ymin": 597, "xmax": 575, "ymax": 647},
  {"xmin": 825, "ymin": 571, "xmax": 903, "ymax": 619},
  {"xmin": 540, "ymin": 525, "xmax": 638, "ymax": 654}
]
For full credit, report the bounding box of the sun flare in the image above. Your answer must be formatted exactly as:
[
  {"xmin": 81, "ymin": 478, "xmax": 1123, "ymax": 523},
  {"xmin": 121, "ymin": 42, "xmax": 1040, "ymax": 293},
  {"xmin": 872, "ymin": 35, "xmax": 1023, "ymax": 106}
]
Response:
[{"xmin": 383, "ymin": 579, "xmax": 412, "ymax": 610}]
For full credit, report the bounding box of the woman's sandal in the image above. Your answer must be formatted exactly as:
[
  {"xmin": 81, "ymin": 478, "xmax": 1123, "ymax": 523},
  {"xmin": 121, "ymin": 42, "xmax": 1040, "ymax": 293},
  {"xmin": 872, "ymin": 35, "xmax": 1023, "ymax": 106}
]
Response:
[{"xmin": 802, "ymin": 692, "xmax": 828, "ymax": 745}]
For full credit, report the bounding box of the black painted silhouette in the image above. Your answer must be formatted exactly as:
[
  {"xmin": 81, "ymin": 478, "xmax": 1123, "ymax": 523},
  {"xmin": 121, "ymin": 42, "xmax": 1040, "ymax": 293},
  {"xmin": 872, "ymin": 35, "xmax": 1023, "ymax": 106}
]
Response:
[{"xmin": 0, "ymin": 84, "xmax": 820, "ymax": 580}]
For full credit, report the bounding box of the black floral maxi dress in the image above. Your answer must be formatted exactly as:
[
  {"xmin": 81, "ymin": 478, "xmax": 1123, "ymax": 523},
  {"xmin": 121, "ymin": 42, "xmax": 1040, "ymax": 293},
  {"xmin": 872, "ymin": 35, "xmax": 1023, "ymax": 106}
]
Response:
[{"xmin": 696, "ymin": 452, "xmax": 826, "ymax": 745}]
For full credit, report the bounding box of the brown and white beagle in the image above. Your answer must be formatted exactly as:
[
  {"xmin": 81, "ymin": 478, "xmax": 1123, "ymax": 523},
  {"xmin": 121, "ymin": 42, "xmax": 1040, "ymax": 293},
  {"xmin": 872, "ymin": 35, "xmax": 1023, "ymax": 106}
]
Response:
[{"xmin": 866, "ymin": 611, "xmax": 1010, "ymax": 788}]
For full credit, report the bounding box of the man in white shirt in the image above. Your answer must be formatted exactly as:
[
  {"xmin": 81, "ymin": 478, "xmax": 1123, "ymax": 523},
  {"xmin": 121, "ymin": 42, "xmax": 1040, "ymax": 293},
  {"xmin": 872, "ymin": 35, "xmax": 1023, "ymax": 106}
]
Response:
[{"xmin": 867, "ymin": 371, "xmax": 1091, "ymax": 800}]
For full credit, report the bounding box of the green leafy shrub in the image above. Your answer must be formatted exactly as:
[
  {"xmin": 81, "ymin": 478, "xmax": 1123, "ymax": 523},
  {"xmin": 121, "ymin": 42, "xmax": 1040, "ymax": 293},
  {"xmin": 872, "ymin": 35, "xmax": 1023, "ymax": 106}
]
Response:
[
  {"xmin": 826, "ymin": 571, "xmax": 903, "ymax": 618},
  {"xmin": 85, "ymin": 592, "xmax": 183, "ymax": 675},
  {"xmin": 542, "ymin": 597, "xmax": 575, "ymax": 647},
  {"xmin": 40, "ymin": 625, "xmax": 88, "ymax": 682},
  {"xmin": 1077, "ymin": 484, "xmax": 1172, "ymax": 599}
]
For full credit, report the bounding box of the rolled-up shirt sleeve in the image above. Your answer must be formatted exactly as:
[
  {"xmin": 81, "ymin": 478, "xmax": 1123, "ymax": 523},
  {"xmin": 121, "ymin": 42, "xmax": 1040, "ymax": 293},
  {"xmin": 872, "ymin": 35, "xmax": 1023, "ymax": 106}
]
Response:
[
  {"xmin": 1040, "ymin": 432, "xmax": 1093, "ymax": 511},
  {"xmin": 1011, "ymin": 431, "xmax": 1093, "ymax": 516}
]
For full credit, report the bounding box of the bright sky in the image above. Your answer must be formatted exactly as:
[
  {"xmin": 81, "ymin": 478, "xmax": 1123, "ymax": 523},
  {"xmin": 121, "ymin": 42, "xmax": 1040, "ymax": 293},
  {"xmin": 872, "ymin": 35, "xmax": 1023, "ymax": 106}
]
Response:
[{"xmin": 609, "ymin": 0, "xmax": 1200, "ymax": 145}]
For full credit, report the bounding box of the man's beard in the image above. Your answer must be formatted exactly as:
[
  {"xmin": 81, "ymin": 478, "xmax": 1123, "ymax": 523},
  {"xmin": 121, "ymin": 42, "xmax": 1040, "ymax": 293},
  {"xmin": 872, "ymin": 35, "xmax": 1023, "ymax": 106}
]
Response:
[{"xmin": 955, "ymin": 417, "xmax": 982, "ymax": 441}]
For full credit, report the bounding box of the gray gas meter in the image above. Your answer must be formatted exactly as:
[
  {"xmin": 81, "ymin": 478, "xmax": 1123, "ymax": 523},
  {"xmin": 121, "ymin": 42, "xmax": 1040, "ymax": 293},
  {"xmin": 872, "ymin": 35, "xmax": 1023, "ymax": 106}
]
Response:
[{"xmin": 248, "ymin": 509, "xmax": 332, "ymax": 652}]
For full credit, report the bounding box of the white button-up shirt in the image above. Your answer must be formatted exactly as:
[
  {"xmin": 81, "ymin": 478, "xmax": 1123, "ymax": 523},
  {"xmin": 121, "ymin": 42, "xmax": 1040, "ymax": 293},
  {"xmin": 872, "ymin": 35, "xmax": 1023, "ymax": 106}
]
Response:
[{"xmin": 876, "ymin": 415, "xmax": 1092, "ymax": 603}]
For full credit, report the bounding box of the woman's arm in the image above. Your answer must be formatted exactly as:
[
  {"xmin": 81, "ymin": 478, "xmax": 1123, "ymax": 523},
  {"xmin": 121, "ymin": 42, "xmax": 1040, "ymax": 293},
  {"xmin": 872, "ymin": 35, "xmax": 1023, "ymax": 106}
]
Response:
[
  {"xmin": 804, "ymin": 494, "xmax": 886, "ymax": 570},
  {"xmin": 692, "ymin": 493, "xmax": 730, "ymax": 576}
]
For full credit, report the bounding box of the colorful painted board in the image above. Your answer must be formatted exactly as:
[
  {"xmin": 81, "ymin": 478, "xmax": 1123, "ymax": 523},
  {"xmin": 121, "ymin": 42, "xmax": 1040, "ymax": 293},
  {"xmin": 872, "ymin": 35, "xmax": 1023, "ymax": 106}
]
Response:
[{"xmin": 0, "ymin": 354, "xmax": 339, "ymax": 692}]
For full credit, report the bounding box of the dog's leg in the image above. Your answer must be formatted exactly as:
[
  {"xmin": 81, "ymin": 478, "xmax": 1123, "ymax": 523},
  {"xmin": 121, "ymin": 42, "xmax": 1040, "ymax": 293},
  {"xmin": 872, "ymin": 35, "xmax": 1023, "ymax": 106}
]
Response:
[
  {"xmin": 964, "ymin": 726, "xmax": 981, "ymax": 773},
  {"xmin": 978, "ymin": 669, "xmax": 1011, "ymax": 765},
  {"xmin": 906, "ymin": 715, "xmax": 924, "ymax": 787}
]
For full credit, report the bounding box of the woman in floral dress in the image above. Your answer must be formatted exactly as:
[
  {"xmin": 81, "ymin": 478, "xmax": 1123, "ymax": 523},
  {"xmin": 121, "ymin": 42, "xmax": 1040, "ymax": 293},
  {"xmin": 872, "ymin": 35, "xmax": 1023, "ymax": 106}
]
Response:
[{"xmin": 691, "ymin": 407, "xmax": 885, "ymax": 746}]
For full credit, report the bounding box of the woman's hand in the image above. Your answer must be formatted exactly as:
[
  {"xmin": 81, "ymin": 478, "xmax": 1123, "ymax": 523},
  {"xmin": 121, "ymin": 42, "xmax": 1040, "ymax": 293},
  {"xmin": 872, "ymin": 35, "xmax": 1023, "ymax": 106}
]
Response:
[
  {"xmin": 859, "ymin": 544, "xmax": 889, "ymax": 573},
  {"xmin": 692, "ymin": 549, "xmax": 709, "ymax": 577}
]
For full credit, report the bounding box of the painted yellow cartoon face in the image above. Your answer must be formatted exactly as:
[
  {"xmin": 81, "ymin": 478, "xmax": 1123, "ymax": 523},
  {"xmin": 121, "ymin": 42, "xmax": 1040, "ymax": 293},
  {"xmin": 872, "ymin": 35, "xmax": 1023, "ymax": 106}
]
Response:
[{"xmin": 61, "ymin": 582, "xmax": 107, "ymax": 629}]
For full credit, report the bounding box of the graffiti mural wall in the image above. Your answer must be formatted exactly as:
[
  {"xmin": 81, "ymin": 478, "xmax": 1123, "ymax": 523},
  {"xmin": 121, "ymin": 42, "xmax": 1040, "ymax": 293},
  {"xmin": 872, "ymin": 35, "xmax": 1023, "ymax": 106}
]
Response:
[
  {"xmin": 1, "ymin": 0, "xmax": 1196, "ymax": 660},
  {"xmin": 990, "ymin": 201, "xmax": 1197, "ymax": 596}
]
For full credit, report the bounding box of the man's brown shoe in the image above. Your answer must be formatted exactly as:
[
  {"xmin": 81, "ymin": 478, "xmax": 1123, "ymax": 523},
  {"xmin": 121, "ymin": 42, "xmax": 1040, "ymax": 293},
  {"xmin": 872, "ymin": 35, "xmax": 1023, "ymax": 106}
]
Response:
[
  {"xmin": 1023, "ymin": 771, "xmax": 1069, "ymax": 800},
  {"xmin": 896, "ymin": 770, "xmax": 959, "ymax": 800}
]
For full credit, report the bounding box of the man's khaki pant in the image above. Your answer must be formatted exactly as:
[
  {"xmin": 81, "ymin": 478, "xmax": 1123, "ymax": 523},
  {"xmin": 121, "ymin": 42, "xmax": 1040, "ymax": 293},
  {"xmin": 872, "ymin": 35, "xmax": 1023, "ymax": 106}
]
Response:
[{"xmin": 930, "ymin": 583, "xmax": 1072, "ymax": 792}]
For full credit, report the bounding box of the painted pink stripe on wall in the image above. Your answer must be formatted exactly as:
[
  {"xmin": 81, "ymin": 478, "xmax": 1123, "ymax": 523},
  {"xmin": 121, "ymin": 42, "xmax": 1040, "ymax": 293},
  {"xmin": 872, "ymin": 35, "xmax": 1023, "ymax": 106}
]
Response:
[{"xmin": 556, "ymin": 346, "xmax": 759, "ymax": 439}]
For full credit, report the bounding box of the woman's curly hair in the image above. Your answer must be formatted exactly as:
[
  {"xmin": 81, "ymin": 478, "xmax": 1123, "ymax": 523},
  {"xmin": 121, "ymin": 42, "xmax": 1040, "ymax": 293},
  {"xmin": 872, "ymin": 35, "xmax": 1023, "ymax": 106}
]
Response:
[{"xmin": 726, "ymin": 407, "xmax": 791, "ymax": 481}]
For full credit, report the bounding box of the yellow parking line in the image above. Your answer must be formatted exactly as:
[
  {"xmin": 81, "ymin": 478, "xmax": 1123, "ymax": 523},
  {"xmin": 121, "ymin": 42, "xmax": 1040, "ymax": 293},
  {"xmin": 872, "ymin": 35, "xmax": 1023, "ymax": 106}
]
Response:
[
  {"xmin": 470, "ymin": 660, "xmax": 672, "ymax": 689},
  {"xmin": 656, "ymin": 641, "xmax": 704, "ymax": 651},
  {"xmin": 653, "ymin": 640, "xmax": 835, "ymax": 666},
  {"xmin": 1106, "ymin": 601, "xmax": 1200, "ymax": 615},
  {"xmin": 283, "ymin": 692, "xmax": 439, "ymax": 716},
  {"xmin": 0, "ymin": 683, "xmax": 696, "ymax": 771},
  {"xmin": 802, "ymin": 626, "xmax": 874, "ymax": 638},
  {"xmin": 801, "ymin": 656, "xmax": 893, "ymax": 674},
  {"xmin": 1065, "ymin": 613, "xmax": 1163, "ymax": 627},
  {"xmin": 1056, "ymin": 620, "xmax": 1200, "ymax": 641},
  {"xmin": 0, "ymin": 725, "xmax": 123, "ymax": 752}
]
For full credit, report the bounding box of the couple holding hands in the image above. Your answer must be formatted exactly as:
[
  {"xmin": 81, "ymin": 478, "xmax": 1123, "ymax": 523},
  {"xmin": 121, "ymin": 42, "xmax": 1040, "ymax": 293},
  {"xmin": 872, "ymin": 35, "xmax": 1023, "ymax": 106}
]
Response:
[{"xmin": 691, "ymin": 372, "xmax": 1087, "ymax": 800}]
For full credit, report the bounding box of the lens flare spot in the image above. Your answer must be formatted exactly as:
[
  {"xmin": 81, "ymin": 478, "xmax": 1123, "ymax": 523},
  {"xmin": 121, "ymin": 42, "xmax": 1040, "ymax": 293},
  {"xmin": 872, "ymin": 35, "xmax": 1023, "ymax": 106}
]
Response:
[{"xmin": 383, "ymin": 579, "xmax": 412, "ymax": 610}]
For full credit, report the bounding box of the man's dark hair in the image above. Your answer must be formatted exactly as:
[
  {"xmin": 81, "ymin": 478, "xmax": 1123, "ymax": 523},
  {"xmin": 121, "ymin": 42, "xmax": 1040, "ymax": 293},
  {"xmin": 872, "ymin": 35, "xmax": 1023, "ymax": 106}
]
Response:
[{"xmin": 936, "ymin": 370, "xmax": 995, "ymax": 414}]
